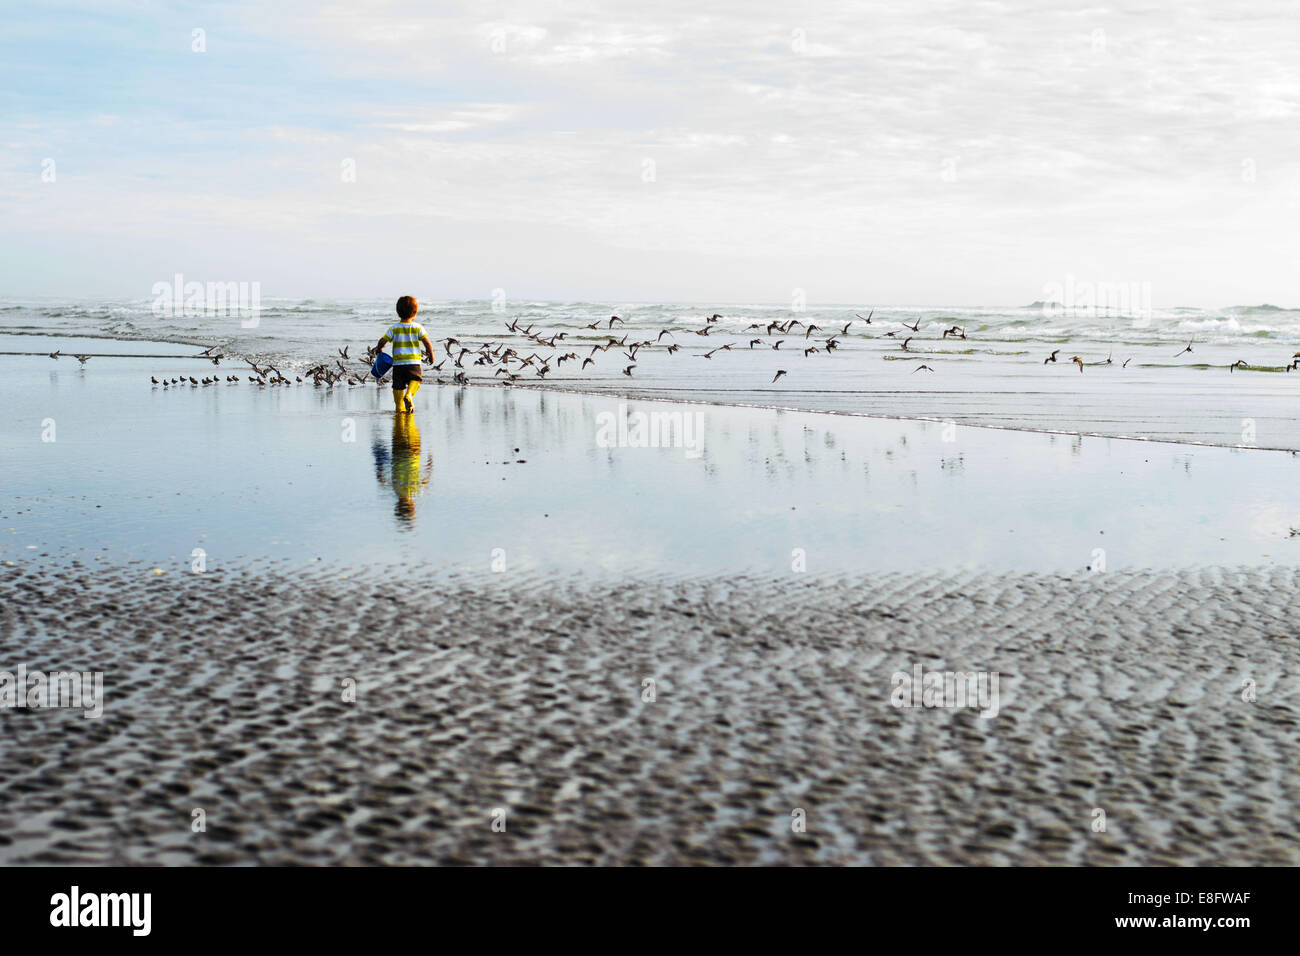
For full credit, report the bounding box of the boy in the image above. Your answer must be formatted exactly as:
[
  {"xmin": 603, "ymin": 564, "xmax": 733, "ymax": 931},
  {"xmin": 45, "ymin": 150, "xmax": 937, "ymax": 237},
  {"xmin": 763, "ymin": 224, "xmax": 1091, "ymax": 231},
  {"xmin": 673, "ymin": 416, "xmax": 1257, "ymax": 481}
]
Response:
[{"xmin": 376, "ymin": 295, "xmax": 435, "ymax": 412}]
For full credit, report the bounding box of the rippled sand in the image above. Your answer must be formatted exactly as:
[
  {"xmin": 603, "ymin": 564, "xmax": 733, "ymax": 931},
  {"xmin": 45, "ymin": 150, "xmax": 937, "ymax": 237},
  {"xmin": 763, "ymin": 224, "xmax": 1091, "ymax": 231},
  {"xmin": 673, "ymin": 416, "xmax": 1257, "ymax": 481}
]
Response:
[{"xmin": 1, "ymin": 562, "xmax": 1296, "ymax": 865}]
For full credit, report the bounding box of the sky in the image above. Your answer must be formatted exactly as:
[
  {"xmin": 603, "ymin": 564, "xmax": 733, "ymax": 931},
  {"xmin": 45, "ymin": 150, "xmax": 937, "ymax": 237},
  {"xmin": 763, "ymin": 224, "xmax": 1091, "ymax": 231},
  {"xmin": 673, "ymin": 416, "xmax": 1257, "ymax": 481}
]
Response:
[{"xmin": 1, "ymin": 0, "xmax": 1297, "ymax": 306}]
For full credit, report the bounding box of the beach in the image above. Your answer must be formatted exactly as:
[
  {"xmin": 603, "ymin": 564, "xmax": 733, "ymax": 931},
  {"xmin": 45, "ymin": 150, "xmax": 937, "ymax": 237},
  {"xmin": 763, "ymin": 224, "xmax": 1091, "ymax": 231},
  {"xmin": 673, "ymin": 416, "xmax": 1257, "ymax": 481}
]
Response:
[
  {"xmin": 2, "ymin": 562, "xmax": 1297, "ymax": 865},
  {"xmin": 2, "ymin": 321, "xmax": 1299, "ymax": 865}
]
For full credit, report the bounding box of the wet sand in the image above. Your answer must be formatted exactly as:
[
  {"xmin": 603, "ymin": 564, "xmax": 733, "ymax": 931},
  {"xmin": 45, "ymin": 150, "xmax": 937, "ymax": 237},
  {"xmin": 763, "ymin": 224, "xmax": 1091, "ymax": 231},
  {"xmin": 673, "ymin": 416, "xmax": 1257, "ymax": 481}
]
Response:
[
  {"xmin": 1, "ymin": 562, "xmax": 1296, "ymax": 865},
  {"xmin": 3, "ymin": 341, "xmax": 1299, "ymax": 866},
  {"xmin": 6, "ymin": 345, "xmax": 1300, "ymax": 578}
]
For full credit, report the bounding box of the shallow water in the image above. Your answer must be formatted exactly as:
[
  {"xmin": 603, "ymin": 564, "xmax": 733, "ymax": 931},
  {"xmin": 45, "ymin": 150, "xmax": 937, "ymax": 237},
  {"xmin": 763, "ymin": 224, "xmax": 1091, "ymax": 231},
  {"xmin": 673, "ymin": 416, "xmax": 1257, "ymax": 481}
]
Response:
[
  {"xmin": 3, "ymin": 342, "xmax": 1298, "ymax": 577},
  {"xmin": 4, "ymin": 298, "xmax": 1300, "ymax": 449}
]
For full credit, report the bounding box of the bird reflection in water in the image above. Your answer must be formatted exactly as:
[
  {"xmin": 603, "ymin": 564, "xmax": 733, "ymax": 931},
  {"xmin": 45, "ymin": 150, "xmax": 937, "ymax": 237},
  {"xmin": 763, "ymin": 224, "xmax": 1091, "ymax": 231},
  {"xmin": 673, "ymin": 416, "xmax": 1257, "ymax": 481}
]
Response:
[{"xmin": 373, "ymin": 415, "xmax": 433, "ymax": 524}]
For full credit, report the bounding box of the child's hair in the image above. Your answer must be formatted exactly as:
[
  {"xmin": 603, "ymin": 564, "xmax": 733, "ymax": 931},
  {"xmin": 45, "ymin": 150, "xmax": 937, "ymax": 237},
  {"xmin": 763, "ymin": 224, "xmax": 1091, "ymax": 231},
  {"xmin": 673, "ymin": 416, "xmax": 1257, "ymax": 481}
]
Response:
[{"xmin": 396, "ymin": 295, "xmax": 418, "ymax": 320}]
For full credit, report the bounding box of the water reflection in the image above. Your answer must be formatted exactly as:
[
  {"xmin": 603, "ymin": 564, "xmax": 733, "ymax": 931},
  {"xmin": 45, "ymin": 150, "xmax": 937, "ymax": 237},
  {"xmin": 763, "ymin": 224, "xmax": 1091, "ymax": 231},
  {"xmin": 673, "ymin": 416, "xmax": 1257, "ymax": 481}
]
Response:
[
  {"xmin": 373, "ymin": 415, "xmax": 434, "ymax": 525},
  {"xmin": 5, "ymin": 359, "xmax": 1298, "ymax": 576}
]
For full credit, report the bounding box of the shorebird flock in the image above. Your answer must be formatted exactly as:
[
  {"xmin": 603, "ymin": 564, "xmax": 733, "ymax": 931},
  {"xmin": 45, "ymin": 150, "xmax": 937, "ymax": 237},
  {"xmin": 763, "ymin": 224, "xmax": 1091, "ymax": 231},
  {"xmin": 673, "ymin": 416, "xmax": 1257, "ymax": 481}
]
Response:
[
  {"xmin": 142, "ymin": 312, "xmax": 881, "ymax": 389},
  {"xmin": 138, "ymin": 316, "xmax": 1300, "ymax": 389}
]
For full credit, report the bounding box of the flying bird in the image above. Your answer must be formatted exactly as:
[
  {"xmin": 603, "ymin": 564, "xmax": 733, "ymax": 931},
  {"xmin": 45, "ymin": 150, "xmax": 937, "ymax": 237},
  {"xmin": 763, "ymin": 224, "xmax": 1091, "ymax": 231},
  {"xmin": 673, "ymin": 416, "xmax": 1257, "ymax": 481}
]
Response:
[{"xmin": 771, "ymin": 370, "xmax": 787, "ymax": 383}]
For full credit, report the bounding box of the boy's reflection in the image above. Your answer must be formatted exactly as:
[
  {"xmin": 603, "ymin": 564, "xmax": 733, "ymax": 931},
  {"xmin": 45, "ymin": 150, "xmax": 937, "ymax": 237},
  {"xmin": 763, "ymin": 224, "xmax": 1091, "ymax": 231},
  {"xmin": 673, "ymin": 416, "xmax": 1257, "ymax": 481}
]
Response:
[{"xmin": 372, "ymin": 416, "xmax": 433, "ymax": 524}]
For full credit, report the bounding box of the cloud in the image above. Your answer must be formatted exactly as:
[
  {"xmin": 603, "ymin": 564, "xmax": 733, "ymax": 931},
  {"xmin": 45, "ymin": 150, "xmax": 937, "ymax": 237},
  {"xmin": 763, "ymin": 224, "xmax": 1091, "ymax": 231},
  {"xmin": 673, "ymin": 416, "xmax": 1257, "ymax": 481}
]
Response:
[{"xmin": 2, "ymin": 0, "xmax": 1298, "ymax": 303}]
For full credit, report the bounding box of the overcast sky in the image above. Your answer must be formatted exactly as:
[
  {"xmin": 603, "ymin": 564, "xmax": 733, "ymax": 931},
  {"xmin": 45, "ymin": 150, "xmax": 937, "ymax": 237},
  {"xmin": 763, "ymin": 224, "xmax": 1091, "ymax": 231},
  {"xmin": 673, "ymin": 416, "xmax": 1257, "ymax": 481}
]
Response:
[{"xmin": 1, "ymin": 1, "xmax": 1297, "ymax": 306}]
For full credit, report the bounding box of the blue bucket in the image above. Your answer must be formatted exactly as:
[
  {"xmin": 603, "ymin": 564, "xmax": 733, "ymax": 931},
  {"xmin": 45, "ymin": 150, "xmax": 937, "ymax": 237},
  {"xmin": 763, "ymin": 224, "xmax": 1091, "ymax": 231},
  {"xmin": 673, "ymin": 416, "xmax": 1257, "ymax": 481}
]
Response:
[{"xmin": 371, "ymin": 352, "xmax": 394, "ymax": 378}]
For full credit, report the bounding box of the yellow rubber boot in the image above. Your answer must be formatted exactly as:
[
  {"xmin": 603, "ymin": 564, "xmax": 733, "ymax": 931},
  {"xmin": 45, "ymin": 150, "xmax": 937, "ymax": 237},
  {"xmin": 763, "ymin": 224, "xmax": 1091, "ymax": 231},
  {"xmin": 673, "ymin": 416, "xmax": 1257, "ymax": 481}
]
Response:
[
  {"xmin": 404, "ymin": 380, "xmax": 421, "ymax": 411},
  {"xmin": 392, "ymin": 387, "xmax": 407, "ymax": 411}
]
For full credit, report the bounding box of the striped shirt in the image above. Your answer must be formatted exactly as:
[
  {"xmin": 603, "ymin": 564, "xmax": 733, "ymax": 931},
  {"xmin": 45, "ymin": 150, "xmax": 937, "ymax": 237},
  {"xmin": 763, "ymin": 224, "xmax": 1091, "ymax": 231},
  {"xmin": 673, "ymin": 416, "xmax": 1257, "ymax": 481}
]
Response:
[{"xmin": 385, "ymin": 322, "xmax": 427, "ymax": 365}]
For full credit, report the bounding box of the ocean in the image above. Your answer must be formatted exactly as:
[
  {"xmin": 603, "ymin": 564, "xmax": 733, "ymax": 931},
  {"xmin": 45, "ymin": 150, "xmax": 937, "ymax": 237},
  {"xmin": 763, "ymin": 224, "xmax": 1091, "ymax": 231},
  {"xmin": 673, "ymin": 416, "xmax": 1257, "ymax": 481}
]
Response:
[{"xmin": 2, "ymin": 297, "xmax": 1299, "ymax": 449}]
